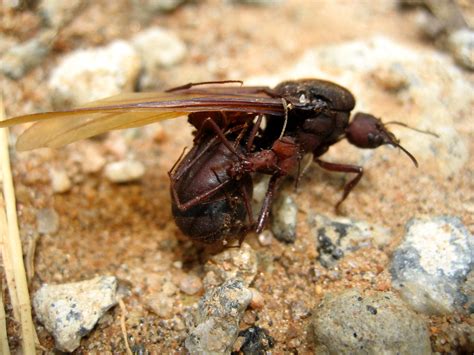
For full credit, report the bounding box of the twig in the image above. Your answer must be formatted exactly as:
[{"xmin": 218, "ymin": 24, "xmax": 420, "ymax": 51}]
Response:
[
  {"xmin": 0, "ymin": 95, "xmax": 37, "ymax": 354},
  {"xmin": 118, "ymin": 298, "xmax": 133, "ymax": 355}
]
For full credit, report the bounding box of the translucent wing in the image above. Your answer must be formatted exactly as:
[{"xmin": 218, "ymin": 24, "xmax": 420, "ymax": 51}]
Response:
[{"xmin": 0, "ymin": 88, "xmax": 285, "ymax": 151}]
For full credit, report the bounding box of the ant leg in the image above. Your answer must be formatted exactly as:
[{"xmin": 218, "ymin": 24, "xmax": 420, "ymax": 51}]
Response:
[
  {"xmin": 256, "ymin": 174, "xmax": 283, "ymax": 233},
  {"xmin": 231, "ymin": 181, "xmax": 255, "ymax": 247},
  {"xmin": 246, "ymin": 114, "xmax": 264, "ymax": 152},
  {"xmin": 168, "ymin": 146, "xmax": 188, "ymax": 176},
  {"xmin": 171, "ymin": 177, "xmax": 232, "ymax": 212},
  {"xmin": 314, "ymin": 159, "xmax": 363, "ymax": 211},
  {"xmin": 200, "ymin": 117, "xmax": 246, "ymax": 160},
  {"xmin": 165, "ymin": 80, "xmax": 244, "ymax": 92}
]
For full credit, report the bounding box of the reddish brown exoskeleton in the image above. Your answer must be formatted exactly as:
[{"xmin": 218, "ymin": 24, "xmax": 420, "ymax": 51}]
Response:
[{"xmin": 0, "ymin": 79, "xmax": 436, "ymax": 244}]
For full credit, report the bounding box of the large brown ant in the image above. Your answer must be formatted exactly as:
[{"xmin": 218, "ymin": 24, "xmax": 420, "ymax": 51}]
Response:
[{"xmin": 0, "ymin": 79, "xmax": 437, "ymax": 244}]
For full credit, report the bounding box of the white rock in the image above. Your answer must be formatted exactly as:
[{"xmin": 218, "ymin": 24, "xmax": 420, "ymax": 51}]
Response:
[
  {"xmin": 33, "ymin": 276, "xmax": 118, "ymax": 352},
  {"xmin": 50, "ymin": 169, "xmax": 72, "ymax": 193},
  {"xmin": 131, "ymin": 27, "xmax": 186, "ymax": 89},
  {"xmin": 49, "ymin": 40, "xmax": 141, "ymax": 108},
  {"xmin": 104, "ymin": 160, "xmax": 145, "ymax": 183},
  {"xmin": 390, "ymin": 216, "xmax": 473, "ymax": 314},
  {"xmin": 132, "ymin": 27, "xmax": 186, "ymax": 69},
  {"xmin": 448, "ymin": 28, "xmax": 474, "ymax": 70}
]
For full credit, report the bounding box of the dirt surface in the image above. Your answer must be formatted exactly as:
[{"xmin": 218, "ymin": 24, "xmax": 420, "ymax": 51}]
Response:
[{"xmin": 1, "ymin": 0, "xmax": 473, "ymax": 353}]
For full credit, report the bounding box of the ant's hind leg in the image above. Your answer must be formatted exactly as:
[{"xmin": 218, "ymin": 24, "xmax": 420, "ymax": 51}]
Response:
[
  {"xmin": 314, "ymin": 159, "xmax": 363, "ymax": 211},
  {"xmin": 256, "ymin": 174, "xmax": 283, "ymax": 233}
]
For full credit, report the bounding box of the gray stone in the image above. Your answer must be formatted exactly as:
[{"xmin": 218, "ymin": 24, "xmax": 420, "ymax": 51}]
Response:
[
  {"xmin": 0, "ymin": 30, "xmax": 55, "ymax": 79},
  {"xmin": 271, "ymin": 194, "xmax": 297, "ymax": 243},
  {"xmin": 203, "ymin": 242, "xmax": 258, "ymax": 288},
  {"xmin": 36, "ymin": 208, "xmax": 60, "ymax": 235},
  {"xmin": 448, "ymin": 29, "xmax": 474, "ymax": 70},
  {"xmin": 390, "ymin": 216, "xmax": 474, "ymax": 315},
  {"xmin": 33, "ymin": 276, "xmax": 118, "ymax": 352},
  {"xmin": 104, "ymin": 160, "xmax": 145, "ymax": 183},
  {"xmin": 312, "ymin": 289, "xmax": 431, "ymax": 355},
  {"xmin": 48, "ymin": 40, "xmax": 141, "ymax": 109},
  {"xmin": 309, "ymin": 214, "xmax": 391, "ymax": 268},
  {"xmin": 185, "ymin": 278, "xmax": 252, "ymax": 354}
]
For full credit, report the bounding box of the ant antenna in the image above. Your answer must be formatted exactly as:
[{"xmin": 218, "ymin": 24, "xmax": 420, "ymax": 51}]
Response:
[
  {"xmin": 279, "ymin": 98, "xmax": 289, "ymax": 140},
  {"xmin": 390, "ymin": 141, "xmax": 419, "ymax": 168},
  {"xmin": 165, "ymin": 80, "xmax": 244, "ymax": 92},
  {"xmin": 384, "ymin": 121, "xmax": 439, "ymax": 138}
]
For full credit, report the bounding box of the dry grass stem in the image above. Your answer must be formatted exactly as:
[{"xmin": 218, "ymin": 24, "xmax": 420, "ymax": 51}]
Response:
[
  {"xmin": 119, "ymin": 298, "xmax": 133, "ymax": 355},
  {"xmin": 0, "ymin": 96, "xmax": 37, "ymax": 354}
]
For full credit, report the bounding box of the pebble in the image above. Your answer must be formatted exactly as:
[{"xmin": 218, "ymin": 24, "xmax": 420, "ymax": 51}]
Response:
[
  {"xmin": 271, "ymin": 194, "xmax": 298, "ymax": 243},
  {"xmin": 390, "ymin": 216, "xmax": 474, "ymax": 315},
  {"xmin": 290, "ymin": 300, "xmax": 311, "ymax": 320},
  {"xmin": 248, "ymin": 288, "xmax": 264, "ymax": 310},
  {"xmin": 104, "ymin": 160, "xmax": 146, "ymax": 183},
  {"xmin": 233, "ymin": 326, "xmax": 275, "ymax": 354},
  {"xmin": 185, "ymin": 278, "xmax": 252, "ymax": 354},
  {"xmin": 448, "ymin": 29, "xmax": 474, "ymax": 70},
  {"xmin": 309, "ymin": 214, "xmax": 391, "ymax": 268},
  {"xmin": 130, "ymin": 0, "xmax": 188, "ymax": 16},
  {"xmin": 312, "ymin": 289, "xmax": 431, "ymax": 354},
  {"xmin": 36, "ymin": 208, "xmax": 60, "ymax": 235},
  {"xmin": 132, "ymin": 27, "xmax": 187, "ymax": 90},
  {"xmin": 461, "ymin": 270, "xmax": 474, "ymax": 314},
  {"xmin": 73, "ymin": 142, "xmax": 106, "ymax": 174},
  {"xmin": 179, "ymin": 274, "xmax": 203, "ymax": 296},
  {"xmin": 50, "ymin": 169, "xmax": 72, "ymax": 193},
  {"xmin": 39, "ymin": 0, "xmax": 85, "ymax": 28},
  {"xmin": 33, "ymin": 276, "xmax": 118, "ymax": 352},
  {"xmin": 203, "ymin": 242, "xmax": 258, "ymax": 288},
  {"xmin": 145, "ymin": 294, "xmax": 174, "ymax": 318},
  {"xmin": 257, "ymin": 230, "xmax": 274, "ymax": 246},
  {"xmin": 48, "ymin": 40, "xmax": 141, "ymax": 109},
  {"xmin": 0, "ymin": 30, "xmax": 55, "ymax": 79}
]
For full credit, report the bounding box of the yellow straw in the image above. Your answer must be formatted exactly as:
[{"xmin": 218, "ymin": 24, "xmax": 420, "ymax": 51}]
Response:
[{"xmin": 0, "ymin": 95, "xmax": 37, "ymax": 354}]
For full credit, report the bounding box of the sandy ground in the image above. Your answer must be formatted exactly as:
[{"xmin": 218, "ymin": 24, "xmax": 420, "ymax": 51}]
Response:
[{"xmin": 1, "ymin": 0, "xmax": 473, "ymax": 353}]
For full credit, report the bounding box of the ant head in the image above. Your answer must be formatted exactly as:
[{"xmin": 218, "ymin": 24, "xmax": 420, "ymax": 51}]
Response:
[{"xmin": 346, "ymin": 112, "xmax": 419, "ymax": 167}]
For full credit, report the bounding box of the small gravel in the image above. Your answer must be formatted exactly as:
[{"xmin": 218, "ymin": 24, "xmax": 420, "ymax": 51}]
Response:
[
  {"xmin": 48, "ymin": 40, "xmax": 141, "ymax": 109},
  {"xmin": 448, "ymin": 29, "xmax": 474, "ymax": 70},
  {"xmin": 390, "ymin": 216, "xmax": 474, "ymax": 314},
  {"xmin": 33, "ymin": 276, "xmax": 118, "ymax": 352},
  {"xmin": 132, "ymin": 27, "xmax": 187, "ymax": 89},
  {"xmin": 179, "ymin": 274, "xmax": 203, "ymax": 296},
  {"xmin": 309, "ymin": 213, "xmax": 391, "ymax": 268},
  {"xmin": 312, "ymin": 289, "xmax": 431, "ymax": 354},
  {"xmin": 271, "ymin": 194, "xmax": 298, "ymax": 243},
  {"xmin": 203, "ymin": 242, "xmax": 258, "ymax": 288},
  {"xmin": 185, "ymin": 278, "xmax": 252, "ymax": 354},
  {"xmin": 104, "ymin": 160, "xmax": 146, "ymax": 183},
  {"xmin": 50, "ymin": 169, "xmax": 72, "ymax": 193},
  {"xmin": 36, "ymin": 208, "xmax": 60, "ymax": 235}
]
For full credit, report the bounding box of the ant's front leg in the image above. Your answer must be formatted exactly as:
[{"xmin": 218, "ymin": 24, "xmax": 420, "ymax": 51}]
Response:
[{"xmin": 314, "ymin": 159, "xmax": 363, "ymax": 211}]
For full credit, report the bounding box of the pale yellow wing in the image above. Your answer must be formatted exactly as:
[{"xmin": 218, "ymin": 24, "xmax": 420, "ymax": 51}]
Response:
[{"xmin": 0, "ymin": 90, "xmax": 285, "ymax": 151}]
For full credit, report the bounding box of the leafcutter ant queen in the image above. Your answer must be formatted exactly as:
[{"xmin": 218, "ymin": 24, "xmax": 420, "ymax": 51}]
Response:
[{"xmin": 0, "ymin": 79, "xmax": 436, "ymax": 244}]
